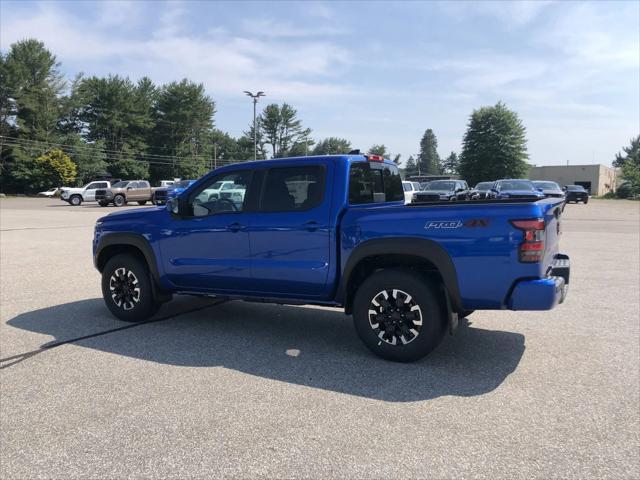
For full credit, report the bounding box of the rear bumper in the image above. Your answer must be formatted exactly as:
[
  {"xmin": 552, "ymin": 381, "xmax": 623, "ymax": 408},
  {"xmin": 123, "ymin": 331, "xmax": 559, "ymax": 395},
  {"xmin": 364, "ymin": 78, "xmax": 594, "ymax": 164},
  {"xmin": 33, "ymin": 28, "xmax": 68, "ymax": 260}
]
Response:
[{"xmin": 507, "ymin": 254, "xmax": 570, "ymax": 310}]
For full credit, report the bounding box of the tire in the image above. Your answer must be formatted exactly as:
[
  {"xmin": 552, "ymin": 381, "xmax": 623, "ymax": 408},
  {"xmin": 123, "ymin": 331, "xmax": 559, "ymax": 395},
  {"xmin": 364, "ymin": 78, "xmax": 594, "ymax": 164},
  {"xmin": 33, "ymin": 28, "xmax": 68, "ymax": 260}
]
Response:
[
  {"xmin": 101, "ymin": 253, "xmax": 160, "ymax": 322},
  {"xmin": 151, "ymin": 195, "xmax": 157, "ymax": 205},
  {"xmin": 69, "ymin": 195, "xmax": 82, "ymax": 206},
  {"xmin": 583, "ymin": 198, "xmax": 588, "ymax": 204},
  {"xmin": 113, "ymin": 194, "xmax": 126, "ymax": 207},
  {"xmin": 137, "ymin": 200, "xmax": 147, "ymax": 205},
  {"xmin": 98, "ymin": 201, "xmax": 109, "ymax": 207},
  {"xmin": 352, "ymin": 269, "xmax": 445, "ymax": 362}
]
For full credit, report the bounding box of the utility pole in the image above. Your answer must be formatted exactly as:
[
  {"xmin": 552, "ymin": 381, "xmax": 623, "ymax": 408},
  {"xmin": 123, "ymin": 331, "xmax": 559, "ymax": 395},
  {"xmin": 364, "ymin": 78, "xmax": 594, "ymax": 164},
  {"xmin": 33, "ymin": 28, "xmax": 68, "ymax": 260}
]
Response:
[
  {"xmin": 214, "ymin": 144, "xmax": 218, "ymax": 170},
  {"xmin": 243, "ymin": 91, "xmax": 265, "ymax": 160}
]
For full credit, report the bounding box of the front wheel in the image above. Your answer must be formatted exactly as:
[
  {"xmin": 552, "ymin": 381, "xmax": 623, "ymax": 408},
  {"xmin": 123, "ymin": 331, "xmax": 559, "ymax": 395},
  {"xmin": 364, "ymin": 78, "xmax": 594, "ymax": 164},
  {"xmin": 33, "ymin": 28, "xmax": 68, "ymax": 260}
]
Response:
[
  {"xmin": 69, "ymin": 195, "xmax": 82, "ymax": 206},
  {"xmin": 101, "ymin": 254, "xmax": 160, "ymax": 322},
  {"xmin": 353, "ymin": 269, "xmax": 445, "ymax": 362},
  {"xmin": 113, "ymin": 194, "xmax": 126, "ymax": 207}
]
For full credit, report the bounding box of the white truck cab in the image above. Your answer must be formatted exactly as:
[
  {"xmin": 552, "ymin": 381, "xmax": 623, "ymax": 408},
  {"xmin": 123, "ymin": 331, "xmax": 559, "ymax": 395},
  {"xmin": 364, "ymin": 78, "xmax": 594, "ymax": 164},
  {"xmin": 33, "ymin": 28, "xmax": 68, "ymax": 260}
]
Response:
[
  {"xmin": 60, "ymin": 181, "xmax": 112, "ymax": 206},
  {"xmin": 401, "ymin": 181, "xmax": 421, "ymax": 204}
]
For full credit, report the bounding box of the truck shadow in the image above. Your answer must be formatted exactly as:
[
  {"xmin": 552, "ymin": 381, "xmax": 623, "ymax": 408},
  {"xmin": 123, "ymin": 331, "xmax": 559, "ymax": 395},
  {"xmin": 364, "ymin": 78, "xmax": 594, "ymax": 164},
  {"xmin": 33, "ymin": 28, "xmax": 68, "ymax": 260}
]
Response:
[{"xmin": 6, "ymin": 297, "xmax": 525, "ymax": 402}]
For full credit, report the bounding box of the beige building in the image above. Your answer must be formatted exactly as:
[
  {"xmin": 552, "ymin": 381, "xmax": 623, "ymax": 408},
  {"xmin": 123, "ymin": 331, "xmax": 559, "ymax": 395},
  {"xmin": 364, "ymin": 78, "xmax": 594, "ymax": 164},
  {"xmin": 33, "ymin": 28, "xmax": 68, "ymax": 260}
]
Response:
[{"xmin": 528, "ymin": 164, "xmax": 619, "ymax": 196}]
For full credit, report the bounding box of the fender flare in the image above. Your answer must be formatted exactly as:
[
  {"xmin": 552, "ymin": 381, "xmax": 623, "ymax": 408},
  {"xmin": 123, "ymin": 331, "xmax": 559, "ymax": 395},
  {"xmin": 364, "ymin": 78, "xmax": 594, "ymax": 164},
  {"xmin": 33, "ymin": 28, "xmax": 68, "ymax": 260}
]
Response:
[
  {"xmin": 95, "ymin": 232, "xmax": 160, "ymax": 285},
  {"xmin": 337, "ymin": 237, "xmax": 463, "ymax": 313}
]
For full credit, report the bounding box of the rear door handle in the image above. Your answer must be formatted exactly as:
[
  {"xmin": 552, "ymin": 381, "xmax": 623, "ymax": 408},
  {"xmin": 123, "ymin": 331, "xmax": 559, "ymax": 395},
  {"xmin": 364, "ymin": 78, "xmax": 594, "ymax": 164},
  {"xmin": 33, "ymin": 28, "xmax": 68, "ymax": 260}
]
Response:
[
  {"xmin": 303, "ymin": 221, "xmax": 320, "ymax": 231},
  {"xmin": 227, "ymin": 222, "xmax": 245, "ymax": 232}
]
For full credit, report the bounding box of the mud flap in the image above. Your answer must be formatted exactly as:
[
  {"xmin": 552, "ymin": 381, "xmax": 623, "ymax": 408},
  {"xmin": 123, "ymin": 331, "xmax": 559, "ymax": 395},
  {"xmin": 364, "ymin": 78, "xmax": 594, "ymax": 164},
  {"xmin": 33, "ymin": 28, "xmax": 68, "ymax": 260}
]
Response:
[{"xmin": 443, "ymin": 286, "xmax": 459, "ymax": 335}]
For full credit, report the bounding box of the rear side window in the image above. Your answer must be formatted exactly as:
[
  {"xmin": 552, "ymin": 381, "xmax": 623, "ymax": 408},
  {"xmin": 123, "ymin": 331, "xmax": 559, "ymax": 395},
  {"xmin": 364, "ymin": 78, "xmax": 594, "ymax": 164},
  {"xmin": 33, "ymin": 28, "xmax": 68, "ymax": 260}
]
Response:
[
  {"xmin": 260, "ymin": 166, "xmax": 325, "ymax": 212},
  {"xmin": 349, "ymin": 162, "xmax": 403, "ymax": 204}
]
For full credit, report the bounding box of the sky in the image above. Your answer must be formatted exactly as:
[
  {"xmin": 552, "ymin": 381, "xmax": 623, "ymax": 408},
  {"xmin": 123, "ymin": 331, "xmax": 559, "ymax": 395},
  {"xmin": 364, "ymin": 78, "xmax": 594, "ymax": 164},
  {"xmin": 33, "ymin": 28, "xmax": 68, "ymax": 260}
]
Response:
[{"xmin": 1, "ymin": 0, "xmax": 638, "ymax": 166}]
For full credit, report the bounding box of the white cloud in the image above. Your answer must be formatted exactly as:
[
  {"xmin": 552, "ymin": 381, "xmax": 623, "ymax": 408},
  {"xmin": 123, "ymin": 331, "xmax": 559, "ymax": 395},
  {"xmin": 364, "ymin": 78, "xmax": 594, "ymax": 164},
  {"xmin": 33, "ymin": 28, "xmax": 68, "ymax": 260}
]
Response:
[{"xmin": 0, "ymin": 2, "xmax": 354, "ymax": 102}]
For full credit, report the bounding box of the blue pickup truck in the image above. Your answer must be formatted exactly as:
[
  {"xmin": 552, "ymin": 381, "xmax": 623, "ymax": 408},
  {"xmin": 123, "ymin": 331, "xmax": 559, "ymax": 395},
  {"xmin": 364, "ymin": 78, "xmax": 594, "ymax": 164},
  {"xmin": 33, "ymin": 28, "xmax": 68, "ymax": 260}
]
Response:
[{"xmin": 93, "ymin": 154, "xmax": 570, "ymax": 361}]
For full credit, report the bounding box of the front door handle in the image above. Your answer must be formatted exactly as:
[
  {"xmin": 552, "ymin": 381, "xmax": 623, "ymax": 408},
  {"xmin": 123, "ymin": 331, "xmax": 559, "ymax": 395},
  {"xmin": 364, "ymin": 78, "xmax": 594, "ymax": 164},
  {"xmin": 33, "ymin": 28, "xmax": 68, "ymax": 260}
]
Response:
[
  {"xmin": 227, "ymin": 222, "xmax": 244, "ymax": 232},
  {"xmin": 303, "ymin": 221, "xmax": 320, "ymax": 231}
]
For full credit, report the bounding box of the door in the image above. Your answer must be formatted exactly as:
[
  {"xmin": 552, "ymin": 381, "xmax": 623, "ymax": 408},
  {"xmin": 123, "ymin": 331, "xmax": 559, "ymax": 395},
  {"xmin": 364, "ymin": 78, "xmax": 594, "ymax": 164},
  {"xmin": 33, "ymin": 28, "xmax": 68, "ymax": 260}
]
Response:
[
  {"xmin": 248, "ymin": 164, "xmax": 332, "ymax": 296},
  {"xmin": 158, "ymin": 171, "xmax": 255, "ymax": 292},
  {"xmin": 84, "ymin": 182, "xmax": 108, "ymax": 201}
]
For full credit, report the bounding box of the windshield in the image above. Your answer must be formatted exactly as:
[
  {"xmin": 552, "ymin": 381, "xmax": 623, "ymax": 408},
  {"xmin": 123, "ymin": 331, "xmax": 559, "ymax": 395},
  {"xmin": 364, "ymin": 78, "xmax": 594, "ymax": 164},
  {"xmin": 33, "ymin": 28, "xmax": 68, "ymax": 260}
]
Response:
[
  {"xmin": 498, "ymin": 180, "xmax": 534, "ymax": 191},
  {"xmin": 425, "ymin": 181, "xmax": 456, "ymax": 191},
  {"xmin": 475, "ymin": 182, "xmax": 493, "ymax": 190},
  {"xmin": 566, "ymin": 185, "xmax": 585, "ymax": 191},
  {"xmin": 112, "ymin": 181, "xmax": 129, "ymax": 188},
  {"xmin": 533, "ymin": 181, "xmax": 560, "ymax": 190}
]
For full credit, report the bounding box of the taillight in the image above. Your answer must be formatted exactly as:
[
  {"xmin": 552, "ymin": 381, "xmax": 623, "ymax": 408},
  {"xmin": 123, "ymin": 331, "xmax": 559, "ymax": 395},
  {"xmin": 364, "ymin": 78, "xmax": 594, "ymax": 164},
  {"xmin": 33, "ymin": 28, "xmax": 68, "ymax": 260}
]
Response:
[
  {"xmin": 510, "ymin": 218, "xmax": 545, "ymax": 263},
  {"xmin": 366, "ymin": 155, "xmax": 384, "ymax": 162}
]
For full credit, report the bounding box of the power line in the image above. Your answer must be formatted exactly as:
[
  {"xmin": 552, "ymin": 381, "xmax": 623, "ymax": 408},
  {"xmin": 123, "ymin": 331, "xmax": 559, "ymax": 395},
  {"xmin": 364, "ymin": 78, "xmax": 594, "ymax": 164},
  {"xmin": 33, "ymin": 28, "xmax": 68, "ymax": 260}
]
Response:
[
  {"xmin": 0, "ymin": 135, "xmax": 243, "ymax": 166},
  {"xmin": 0, "ymin": 136, "xmax": 244, "ymax": 167}
]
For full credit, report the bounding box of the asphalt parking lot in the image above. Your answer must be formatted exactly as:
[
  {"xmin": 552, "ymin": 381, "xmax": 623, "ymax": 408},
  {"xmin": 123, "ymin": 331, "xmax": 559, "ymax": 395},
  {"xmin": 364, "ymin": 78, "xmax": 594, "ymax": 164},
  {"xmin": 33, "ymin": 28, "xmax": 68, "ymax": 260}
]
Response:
[{"xmin": 1, "ymin": 197, "xmax": 638, "ymax": 479}]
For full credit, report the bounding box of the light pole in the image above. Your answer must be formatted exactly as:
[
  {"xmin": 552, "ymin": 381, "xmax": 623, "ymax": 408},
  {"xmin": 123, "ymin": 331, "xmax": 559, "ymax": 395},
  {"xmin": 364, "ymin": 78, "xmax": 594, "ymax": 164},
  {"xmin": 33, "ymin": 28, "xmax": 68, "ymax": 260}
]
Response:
[{"xmin": 244, "ymin": 91, "xmax": 265, "ymax": 160}]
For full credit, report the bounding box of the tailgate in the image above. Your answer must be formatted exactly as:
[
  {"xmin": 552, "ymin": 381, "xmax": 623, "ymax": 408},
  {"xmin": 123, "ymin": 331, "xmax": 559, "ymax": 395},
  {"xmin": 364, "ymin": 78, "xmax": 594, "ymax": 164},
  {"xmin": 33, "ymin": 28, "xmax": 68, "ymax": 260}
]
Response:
[{"xmin": 541, "ymin": 199, "xmax": 565, "ymax": 268}]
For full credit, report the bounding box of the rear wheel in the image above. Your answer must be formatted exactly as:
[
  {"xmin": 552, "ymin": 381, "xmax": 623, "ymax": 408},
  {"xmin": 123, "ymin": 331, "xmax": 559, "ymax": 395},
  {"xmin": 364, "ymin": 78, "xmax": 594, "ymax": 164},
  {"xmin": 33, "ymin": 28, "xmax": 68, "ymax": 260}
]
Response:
[
  {"xmin": 101, "ymin": 254, "xmax": 159, "ymax": 322},
  {"xmin": 113, "ymin": 194, "xmax": 126, "ymax": 207},
  {"xmin": 353, "ymin": 269, "xmax": 445, "ymax": 362},
  {"xmin": 69, "ymin": 195, "xmax": 82, "ymax": 206}
]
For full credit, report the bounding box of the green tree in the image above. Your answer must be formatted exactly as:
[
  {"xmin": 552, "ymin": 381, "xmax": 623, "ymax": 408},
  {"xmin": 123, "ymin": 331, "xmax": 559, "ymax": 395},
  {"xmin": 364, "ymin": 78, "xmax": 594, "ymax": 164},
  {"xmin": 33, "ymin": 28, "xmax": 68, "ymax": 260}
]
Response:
[
  {"xmin": 614, "ymin": 135, "xmax": 640, "ymax": 197},
  {"xmin": 152, "ymin": 79, "xmax": 215, "ymax": 179},
  {"xmin": 259, "ymin": 103, "xmax": 311, "ymax": 158},
  {"xmin": 62, "ymin": 134, "xmax": 108, "ymax": 185},
  {"xmin": 368, "ymin": 144, "xmax": 388, "ymax": 156},
  {"xmin": 459, "ymin": 102, "xmax": 529, "ymax": 186},
  {"xmin": 73, "ymin": 74, "xmax": 154, "ymax": 179},
  {"xmin": 1, "ymin": 39, "xmax": 65, "ymax": 190},
  {"xmin": 236, "ymin": 127, "xmax": 267, "ymax": 161},
  {"xmin": 0, "ymin": 52, "xmax": 15, "ymax": 177},
  {"xmin": 403, "ymin": 155, "xmax": 418, "ymax": 178},
  {"xmin": 32, "ymin": 148, "xmax": 77, "ymax": 190},
  {"xmin": 4, "ymin": 39, "xmax": 64, "ymax": 141},
  {"xmin": 312, "ymin": 137, "xmax": 352, "ymax": 155},
  {"xmin": 210, "ymin": 129, "xmax": 240, "ymax": 168},
  {"xmin": 442, "ymin": 151, "xmax": 459, "ymax": 175},
  {"xmin": 418, "ymin": 129, "xmax": 441, "ymax": 174}
]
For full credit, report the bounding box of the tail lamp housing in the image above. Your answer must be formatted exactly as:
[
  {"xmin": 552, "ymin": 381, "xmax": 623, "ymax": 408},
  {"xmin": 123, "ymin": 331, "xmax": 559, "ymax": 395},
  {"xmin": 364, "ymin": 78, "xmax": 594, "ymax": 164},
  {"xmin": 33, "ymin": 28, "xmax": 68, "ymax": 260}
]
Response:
[{"xmin": 510, "ymin": 218, "xmax": 546, "ymax": 263}]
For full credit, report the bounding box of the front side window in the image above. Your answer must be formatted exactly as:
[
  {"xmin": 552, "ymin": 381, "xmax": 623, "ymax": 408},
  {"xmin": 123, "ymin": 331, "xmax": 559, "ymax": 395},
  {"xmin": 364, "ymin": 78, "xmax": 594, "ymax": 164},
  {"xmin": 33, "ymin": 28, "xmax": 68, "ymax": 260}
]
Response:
[
  {"xmin": 190, "ymin": 171, "xmax": 251, "ymax": 217},
  {"xmin": 260, "ymin": 166, "xmax": 325, "ymax": 212}
]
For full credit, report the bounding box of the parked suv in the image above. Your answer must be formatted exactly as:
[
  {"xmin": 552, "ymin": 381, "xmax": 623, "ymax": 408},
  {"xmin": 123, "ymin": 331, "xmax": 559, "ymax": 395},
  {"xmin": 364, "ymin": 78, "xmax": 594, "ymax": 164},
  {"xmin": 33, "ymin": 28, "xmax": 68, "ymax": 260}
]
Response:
[
  {"xmin": 96, "ymin": 180, "xmax": 153, "ymax": 207},
  {"xmin": 413, "ymin": 180, "xmax": 470, "ymax": 202},
  {"xmin": 563, "ymin": 185, "xmax": 589, "ymax": 203}
]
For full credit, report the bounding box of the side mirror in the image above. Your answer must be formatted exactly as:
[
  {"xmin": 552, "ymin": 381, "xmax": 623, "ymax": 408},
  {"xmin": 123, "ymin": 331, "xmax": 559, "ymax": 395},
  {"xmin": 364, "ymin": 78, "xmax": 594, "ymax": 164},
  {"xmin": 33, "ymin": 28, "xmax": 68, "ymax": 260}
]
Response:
[
  {"xmin": 536, "ymin": 188, "xmax": 543, "ymax": 192},
  {"xmin": 166, "ymin": 197, "xmax": 180, "ymax": 215}
]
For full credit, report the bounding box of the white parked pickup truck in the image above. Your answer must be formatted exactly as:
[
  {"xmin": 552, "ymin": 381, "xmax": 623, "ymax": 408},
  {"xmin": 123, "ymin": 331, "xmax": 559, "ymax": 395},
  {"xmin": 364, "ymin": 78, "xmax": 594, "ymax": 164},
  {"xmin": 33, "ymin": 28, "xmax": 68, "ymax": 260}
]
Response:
[{"xmin": 60, "ymin": 181, "xmax": 113, "ymax": 206}]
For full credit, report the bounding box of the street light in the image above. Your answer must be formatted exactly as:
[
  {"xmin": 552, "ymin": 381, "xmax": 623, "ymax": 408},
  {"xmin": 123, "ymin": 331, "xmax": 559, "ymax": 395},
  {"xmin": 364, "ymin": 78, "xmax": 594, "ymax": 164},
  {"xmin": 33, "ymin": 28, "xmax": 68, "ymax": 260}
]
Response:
[{"xmin": 244, "ymin": 91, "xmax": 265, "ymax": 160}]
